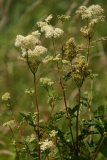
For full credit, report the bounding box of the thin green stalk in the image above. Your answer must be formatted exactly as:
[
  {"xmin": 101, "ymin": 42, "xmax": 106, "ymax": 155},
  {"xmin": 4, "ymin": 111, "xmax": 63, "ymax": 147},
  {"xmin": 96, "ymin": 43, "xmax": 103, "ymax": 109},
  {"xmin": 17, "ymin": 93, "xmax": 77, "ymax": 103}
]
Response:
[
  {"xmin": 89, "ymin": 79, "xmax": 93, "ymax": 143},
  {"xmin": 9, "ymin": 126, "xmax": 20, "ymax": 160},
  {"xmin": 76, "ymin": 87, "xmax": 81, "ymax": 160},
  {"xmin": 33, "ymin": 73, "xmax": 40, "ymax": 160}
]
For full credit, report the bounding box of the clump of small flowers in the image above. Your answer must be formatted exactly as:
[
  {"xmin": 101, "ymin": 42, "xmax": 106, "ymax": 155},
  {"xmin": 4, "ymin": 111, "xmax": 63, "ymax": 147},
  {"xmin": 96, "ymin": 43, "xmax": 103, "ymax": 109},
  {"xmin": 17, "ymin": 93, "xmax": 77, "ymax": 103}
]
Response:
[
  {"xmin": 26, "ymin": 134, "xmax": 36, "ymax": 143},
  {"xmin": 39, "ymin": 139, "xmax": 54, "ymax": 152},
  {"xmin": 57, "ymin": 14, "xmax": 71, "ymax": 23},
  {"xmin": 76, "ymin": 5, "xmax": 105, "ymax": 38},
  {"xmin": 15, "ymin": 30, "xmax": 47, "ymax": 61},
  {"xmin": 25, "ymin": 88, "xmax": 35, "ymax": 95},
  {"xmin": 37, "ymin": 15, "xmax": 64, "ymax": 39},
  {"xmin": 49, "ymin": 130, "xmax": 58, "ymax": 137},
  {"xmin": 3, "ymin": 120, "xmax": 15, "ymax": 127},
  {"xmin": 40, "ymin": 77, "xmax": 54, "ymax": 86},
  {"xmin": 2, "ymin": 92, "xmax": 11, "ymax": 101}
]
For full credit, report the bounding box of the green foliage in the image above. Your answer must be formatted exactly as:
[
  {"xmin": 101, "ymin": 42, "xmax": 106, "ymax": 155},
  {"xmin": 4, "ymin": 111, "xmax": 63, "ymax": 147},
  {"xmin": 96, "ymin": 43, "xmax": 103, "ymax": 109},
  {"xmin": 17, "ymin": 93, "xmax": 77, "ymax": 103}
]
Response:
[{"xmin": 1, "ymin": 1, "xmax": 107, "ymax": 160}]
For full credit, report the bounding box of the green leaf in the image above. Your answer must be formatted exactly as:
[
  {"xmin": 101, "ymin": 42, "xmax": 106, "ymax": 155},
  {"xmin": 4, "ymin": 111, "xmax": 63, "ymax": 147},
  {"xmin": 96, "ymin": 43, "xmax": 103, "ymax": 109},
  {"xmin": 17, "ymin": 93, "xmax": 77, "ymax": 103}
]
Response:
[{"xmin": 68, "ymin": 104, "xmax": 79, "ymax": 116}]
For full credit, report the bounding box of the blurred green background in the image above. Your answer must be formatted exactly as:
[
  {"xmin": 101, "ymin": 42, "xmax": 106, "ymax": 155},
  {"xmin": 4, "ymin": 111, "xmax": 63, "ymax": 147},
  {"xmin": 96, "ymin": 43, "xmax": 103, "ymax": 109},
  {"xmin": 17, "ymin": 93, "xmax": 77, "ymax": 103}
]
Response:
[{"xmin": 0, "ymin": 0, "xmax": 107, "ymax": 159}]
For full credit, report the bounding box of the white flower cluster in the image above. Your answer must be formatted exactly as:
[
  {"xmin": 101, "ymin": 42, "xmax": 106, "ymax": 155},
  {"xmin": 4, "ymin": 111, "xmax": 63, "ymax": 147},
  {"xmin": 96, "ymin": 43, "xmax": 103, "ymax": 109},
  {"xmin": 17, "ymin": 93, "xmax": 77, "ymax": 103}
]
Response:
[
  {"xmin": 40, "ymin": 77, "xmax": 54, "ymax": 86},
  {"xmin": 26, "ymin": 134, "xmax": 36, "ymax": 143},
  {"xmin": 76, "ymin": 5, "xmax": 104, "ymax": 38},
  {"xmin": 37, "ymin": 15, "xmax": 64, "ymax": 38},
  {"xmin": 39, "ymin": 139, "xmax": 54, "ymax": 152},
  {"xmin": 76, "ymin": 5, "xmax": 104, "ymax": 22},
  {"xmin": 2, "ymin": 92, "xmax": 11, "ymax": 101},
  {"xmin": 15, "ymin": 30, "xmax": 47, "ymax": 59},
  {"xmin": 49, "ymin": 130, "xmax": 58, "ymax": 137},
  {"xmin": 3, "ymin": 120, "xmax": 15, "ymax": 127},
  {"xmin": 43, "ymin": 55, "xmax": 53, "ymax": 63},
  {"xmin": 25, "ymin": 88, "xmax": 34, "ymax": 95}
]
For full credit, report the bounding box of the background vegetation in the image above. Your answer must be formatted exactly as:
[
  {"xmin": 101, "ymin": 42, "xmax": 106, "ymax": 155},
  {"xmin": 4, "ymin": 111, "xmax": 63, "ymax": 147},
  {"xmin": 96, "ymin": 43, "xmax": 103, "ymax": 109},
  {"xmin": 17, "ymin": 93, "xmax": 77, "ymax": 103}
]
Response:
[{"xmin": 0, "ymin": 0, "xmax": 107, "ymax": 159}]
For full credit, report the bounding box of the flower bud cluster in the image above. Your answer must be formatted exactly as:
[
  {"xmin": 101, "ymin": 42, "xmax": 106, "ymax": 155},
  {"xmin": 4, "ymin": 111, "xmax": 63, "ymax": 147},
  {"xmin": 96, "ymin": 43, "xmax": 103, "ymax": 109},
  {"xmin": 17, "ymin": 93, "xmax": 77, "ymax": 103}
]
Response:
[
  {"xmin": 64, "ymin": 38, "xmax": 79, "ymax": 62},
  {"xmin": 71, "ymin": 54, "xmax": 90, "ymax": 87}
]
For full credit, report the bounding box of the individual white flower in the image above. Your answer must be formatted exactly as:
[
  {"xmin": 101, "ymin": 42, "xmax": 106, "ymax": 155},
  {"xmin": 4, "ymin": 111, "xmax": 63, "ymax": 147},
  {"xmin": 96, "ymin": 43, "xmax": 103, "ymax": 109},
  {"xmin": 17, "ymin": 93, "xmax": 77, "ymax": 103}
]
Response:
[
  {"xmin": 3, "ymin": 120, "xmax": 15, "ymax": 127},
  {"xmin": 40, "ymin": 77, "xmax": 54, "ymax": 86},
  {"xmin": 49, "ymin": 130, "xmax": 58, "ymax": 137},
  {"xmin": 31, "ymin": 30, "xmax": 41, "ymax": 37},
  {"xmin": 2, "ymin": 92, "xmax": 11, "ymax": 101},
  {"xmin": 39, "ymin": 139, "xmax": 54, "ymax": 152},
  {"xmin": 45, "ymin": 14, "xmax": 53, "ymax": 23}
]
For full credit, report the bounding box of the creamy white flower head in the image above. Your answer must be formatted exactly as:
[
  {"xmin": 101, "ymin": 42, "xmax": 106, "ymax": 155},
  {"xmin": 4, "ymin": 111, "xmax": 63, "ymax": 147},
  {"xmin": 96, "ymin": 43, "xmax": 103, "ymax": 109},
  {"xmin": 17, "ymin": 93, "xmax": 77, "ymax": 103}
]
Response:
[
  {"xmin": 49, "ymin": 130, "xmax": 58, "ymax": 137},
  {"xmin": 31, "ymin": 30, "xmax": 41, "ymax": 37},
  {"xmin": 15, "ymin": 34, "xmax": 41, "ymax": 50},
  {"xmin": 53, "ymin": 53, "xmax": 61, "ymax": 61},
  {"xmin": 28, "ymin": 45, "xmax": 47, "ymax": 57},
  {"xmin": 2, "ymin": 92, "xmax": 11, "ymax": 101},
  {"xmin": 43, "ymin": 55, "xmax": 53, "ymax": 63},
  {"xmin": 39, "ymin": 139, "xmax": 54, "ymax": 152},
  {"xmin": 40, "ymin": 77, "xmax": 54, "ymax": 86},
  {"xmin": 45, "ymin": 14, "xmax": 53, "ymax": 23},
  {"xmin": 40, "ymin": 24, "xmax": 64, "ymax": 38},
  {"xmin": 76, "ymin": 5, "xmax": 105, "ymax": 21},
  {"xmin": 3, "ymin": 120, "xmax": 15, "ymax": 127},
  {"xmin": 26, "ymin": 134, "xmax": 36, "ymax": 143},
  {"xmin": 37, "ymin": 21, "xmax": 47, "ymax": 28}
]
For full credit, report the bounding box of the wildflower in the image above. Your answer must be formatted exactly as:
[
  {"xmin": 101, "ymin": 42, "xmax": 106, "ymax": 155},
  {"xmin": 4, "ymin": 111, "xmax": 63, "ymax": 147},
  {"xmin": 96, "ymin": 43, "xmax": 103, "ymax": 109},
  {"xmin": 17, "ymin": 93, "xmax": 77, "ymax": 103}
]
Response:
[
  {"xmin": 53, "ymin": 54, "xmax": 61, "ymax": 61},
  {"xmin": 45, "ymin": 14, "xmax": 53, "ymax": 23},
  {"xmin": 39, "ymin": 139, "xmax": 54, "ymax": 152},
  {"xmin": 64, "ymin": 38, "xmax": 78, "ymax": 62},
  {"xmin": 28, "ymin": 45, "xmax": 47, "ymax": 59},
  {"xmin": 40, "ymin": 77, "xmax": 54, "ymax": 86},
  {"xmin": 49, "ymin": 130, "xmax": 58, "ymax": 137},
  {"xmin": 3, "ymin": 120, "xmax": 15, "ymax": 127},
  {"xmin": 57, "ymin": 14, "xmax": 71, "ymax": 23},
  {"xmin": 76, "ymin": 5, "xmax": 104, "ymax": 21},
  {"xmin": 2, "ymin": 92, "xmax": 11, "ymax": 101},
  {"xmin": 37, "ymin": 18, "xmax": 64, "ymax": 38},
  {"xmin": 26, "ymin": 134, "xmax": 36, "ymax": 143},
  {"xmin": 25, "ymin": 88, "xmax": 34, "ymax": 95},
  {"xmin": 43, "ymin": 55, "xmax": 53, "ymax": 63}
]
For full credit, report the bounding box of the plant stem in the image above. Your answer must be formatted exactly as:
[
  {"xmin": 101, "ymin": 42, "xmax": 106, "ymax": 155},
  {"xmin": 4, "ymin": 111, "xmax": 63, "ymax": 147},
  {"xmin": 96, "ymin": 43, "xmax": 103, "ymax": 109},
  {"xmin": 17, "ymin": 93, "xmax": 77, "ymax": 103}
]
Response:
[
  {"xmin": 76, "ymin": 87, "xmax": 81, "ymax": 160},
  {"xmin": 90, "ymin": 136, "xmax": 105, "ymax": 160},
  {"xmin": 9, "ymin": 126, "xmax": 20, "ymax": 160},
  {"xmin": 51, "ymin": 37, "xmax": 75, "ymax": 151},
  {"xmin": 33, "ymin": 73, "xmax": 40, "ymax": 160}
]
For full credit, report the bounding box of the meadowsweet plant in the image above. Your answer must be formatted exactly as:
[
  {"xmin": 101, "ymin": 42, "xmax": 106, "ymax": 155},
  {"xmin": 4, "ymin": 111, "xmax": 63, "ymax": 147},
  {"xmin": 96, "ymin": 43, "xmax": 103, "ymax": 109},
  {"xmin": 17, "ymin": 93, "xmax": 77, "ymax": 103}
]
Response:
[{"xmin": 2, "ymin": 4, "xmax": 107, "ymax": 160}]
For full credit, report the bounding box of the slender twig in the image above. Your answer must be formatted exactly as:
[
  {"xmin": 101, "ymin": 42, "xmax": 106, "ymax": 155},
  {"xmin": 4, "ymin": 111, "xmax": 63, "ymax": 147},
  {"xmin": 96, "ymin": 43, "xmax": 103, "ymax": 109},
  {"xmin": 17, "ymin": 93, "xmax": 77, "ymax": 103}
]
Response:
[
  {"xmin": 33, "ymin": 73, "xmax": 40, "ymax": 160},
  {"xmin": 9, "ymin": 126, "xmax": 20, "ymax": 160},
  {"xmin": 76, "ymin": 87, "xmax": 81, "ymax": 160},
  {"xmin": 90, "ymin": 136, "xmax": 105, "ymax": 160}
]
